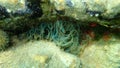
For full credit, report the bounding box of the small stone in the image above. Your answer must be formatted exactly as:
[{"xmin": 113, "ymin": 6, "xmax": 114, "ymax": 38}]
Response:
[{"xmin": 33, "ymin": 55, "xmax": 48, "ymax": 63}]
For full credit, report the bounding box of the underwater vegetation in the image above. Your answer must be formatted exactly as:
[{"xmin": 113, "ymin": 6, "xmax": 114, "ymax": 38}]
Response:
[
  {"xmin": 25, "ymin": 20, "xmax": 82, "ymax": 48},
  {"xmin": 0, "ymin": 30, "xmax": 9, "ymax": 51}
]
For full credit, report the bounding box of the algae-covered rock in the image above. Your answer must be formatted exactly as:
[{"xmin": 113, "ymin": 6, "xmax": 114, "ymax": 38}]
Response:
[
  {"xmin": 0, "ymin": 0, "xmax": 119, "ymax": 32},
  {"xmin": 0, "ymin": 0, "xmax": 43, "ymax": 33},
  {"xmin": 50, "ymin": 0, "xmax": 120, "ymax": 19},
  {"xmin": 0, "ymin": 0, "xmax": 43, "ymax": 19},
  {"xmin": 0, "ymin": 30, "xmax": 9, "ymax": 51},
  {"xmin": 0, "ymin": 0, "xmax": 25, "ymax": 12},
  {"xmin": 50, "ymin": 0, "xmax": 120, "ymax": 28}
]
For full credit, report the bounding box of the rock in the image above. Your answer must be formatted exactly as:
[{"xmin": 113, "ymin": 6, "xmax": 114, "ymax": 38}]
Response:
[
  {"xmin": 50, "ymin": 0, "xmax": 120, "ymax": 28},
  {"xmin": 0, "ymin": 0, "xmax": 43, "ymax": 33},
  {"xmin": 80, "ymin": 36, "xmax": 120, "ymax": 68},
  {"xmin": 0, "ymin": 0, "xmax": 25, "ymax": 12},
  {"xmin": 47, "ymin": 51, "xmax": 82, "ymax": 68},
  {"xmin": 50, "ymin": 0, "xmax": 120, "ymax": 19},
  {"xmin": 0, "ymin": 0, "xmax": 43, "ymax": 19},
  {"xmin": 0, "ymin": 40, "xmax": 82, "ymax": 68}
]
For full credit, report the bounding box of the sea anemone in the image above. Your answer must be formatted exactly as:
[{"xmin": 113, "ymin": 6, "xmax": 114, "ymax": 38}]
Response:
[
  {"xmin": 26, "ymin": 20, "xmax": 82, "ymax": 48},
  {"xmin": 0, "ymin": 30, "xmax": 9, "ymax": 51}
]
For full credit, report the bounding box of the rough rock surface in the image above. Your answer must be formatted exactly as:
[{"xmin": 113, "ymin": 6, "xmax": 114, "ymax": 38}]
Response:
[
  {"xmin": 50, "ymin": 0, "xmax": 120, "ymax": 28},
  {"xmin": 50, "ymin": 0, "xmax": 120, "ymax": 19},
  {"xmin": 80, "ymin": 36, "xmax": 120, "ymax": 68},
  {"xmin": 0, "ymin": 40, "xmax": 81, "ymax": 68}
]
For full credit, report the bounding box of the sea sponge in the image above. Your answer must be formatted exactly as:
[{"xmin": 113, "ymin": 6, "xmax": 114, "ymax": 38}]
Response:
[
  {"xmin": 26, "ymin": 20, "xmax": 82, "ymax": 48},
  {"xmin": 0, "ymin": 30, "xmax": 9, "ymax": 51}
]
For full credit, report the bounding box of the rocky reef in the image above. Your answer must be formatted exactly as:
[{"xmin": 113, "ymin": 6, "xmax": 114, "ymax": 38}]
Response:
[{"xmin": 0, "ymin": 0, "xmax": 120, "ymax": 68}]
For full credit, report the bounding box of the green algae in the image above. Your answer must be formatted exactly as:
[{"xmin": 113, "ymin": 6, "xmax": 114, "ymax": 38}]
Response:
[{"xmin": 0, "ymin": 30, "xmax": 9, "ymax": 51}]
